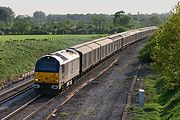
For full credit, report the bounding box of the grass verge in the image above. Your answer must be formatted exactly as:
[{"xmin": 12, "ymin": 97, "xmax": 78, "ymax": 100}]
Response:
[{"xmin": 129, "ymin": 74, "xmax": 180, "ymax": 120}]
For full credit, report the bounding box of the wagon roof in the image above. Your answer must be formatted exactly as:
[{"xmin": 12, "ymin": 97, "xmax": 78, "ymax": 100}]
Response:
[
  {"xmin": 94, "ymin": 38, "xmax": 113, "ymax": 46},
  {"xmin": 138, "ymin": 26, "xmax": 157, "ymax": 31},
  {"xmin": 108, "ymin": 34, "xmax": 122, "ymax": 41},
  {"xmin": 118, "ymin": 31, "xmax": 132, "ymax": 37},
  {"xmin": 70, "ymin": 41, "xmax": 94, "ymax": 49},
  {"xmin": 74, "ymin": 46, "xmax": 93, "ymax": 54},
  {"xmin": 86, "ymin": 42, "xmax": 100, "ymax": 49}
]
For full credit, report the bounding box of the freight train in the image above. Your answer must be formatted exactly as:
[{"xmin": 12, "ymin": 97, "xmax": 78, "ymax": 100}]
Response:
[{"xmin": 33, "ymin": 26, "xmax": 157, "ymax": 95}]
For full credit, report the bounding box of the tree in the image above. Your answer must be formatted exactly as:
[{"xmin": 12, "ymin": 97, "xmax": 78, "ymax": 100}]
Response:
[
  {"xmin": 0, "ymin": 22, "xmax": 5, "ymax": 34},
  {"xmin": 33, "ymin": 11, "xmax": 46, "ymax": 21},
  {"xmin": 0, "ymin": 6, "xmax": 170, "ymax": 35},
  {"xmin": 0, "ymin": 6, "xmax": 15, "ymax": 22},
  {"xmin": 148, "ymin": 16, "xmax": 161, "ymax": 26},
  {"xmin": 13, "ymin": 15, "xmax": 31, "ymax": 34},
  {"xmin": 74, "ymin": 20, "xmax": 88, "ymax": 34},
  {"xmin": 113, "ymin": 11, "xmax": 131, "ymax": 27},
  {"xmin": 152, "ymin": 3, "xmax": 180, "ymax": 89},
  {"xmin": 140, "ymin": 2, "xmax": 180, "ymax": 89},
  {"xmin": 91, "ymin": 14, "xmax": 106, "ymax": 33},
  {"xmin": 57, "ymin": 19, "xmax": 72, "ymax": 34},
  {"xmin": 31, "ymin": 22, "xmax": 48, "ymax": 35}
]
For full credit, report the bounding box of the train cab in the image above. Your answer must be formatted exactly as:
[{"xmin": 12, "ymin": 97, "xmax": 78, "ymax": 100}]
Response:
[
  {"xmin": 33, "ymin": 55, "xmax": 61, "ymax": 95},
  {"xmin": 33, "ymin": 49, "xmax": 80, "ymax": 95}
]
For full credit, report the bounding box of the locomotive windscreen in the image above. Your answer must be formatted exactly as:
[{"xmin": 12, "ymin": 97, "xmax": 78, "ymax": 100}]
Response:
[{"xmin": 35, "ymin": 57, "xmax": 60, "ymax": 72}]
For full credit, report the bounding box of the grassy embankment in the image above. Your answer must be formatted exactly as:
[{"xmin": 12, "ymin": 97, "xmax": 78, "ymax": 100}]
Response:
[
  {"xmin": 130, "ymin": 75, "xmax": 180, "ymax": 120},
  {"xmin": 129, "ymin": 3, "xmax": 180, "ymax": 120},
  {"xmin": 0, "ymin": 34, "xmax": 107, "ymax": 81}
]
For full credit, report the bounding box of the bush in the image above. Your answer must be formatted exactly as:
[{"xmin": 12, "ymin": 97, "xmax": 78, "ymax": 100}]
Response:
[
  {"xmin": 139, "ymin": 2, "xmax": 180, "ymax": 89},
  {"xmin": 134, "ymin": 3, "xmax": 180, "ymax": 120}
]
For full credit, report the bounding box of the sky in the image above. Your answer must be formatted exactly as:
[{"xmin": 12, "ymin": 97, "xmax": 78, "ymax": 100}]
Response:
[{"xmin": 0, "ymin": 0, "xmax": 179, "ymax": 16}]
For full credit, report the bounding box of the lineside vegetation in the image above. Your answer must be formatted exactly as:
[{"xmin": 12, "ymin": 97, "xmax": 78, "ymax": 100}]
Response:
[
  {"xmin": 0, "ymin": 34, "xmax": 106, "ymax": 81},
  {"xmin": 132, "ymin": 3, "xmax": 180, "ymax": 120}
]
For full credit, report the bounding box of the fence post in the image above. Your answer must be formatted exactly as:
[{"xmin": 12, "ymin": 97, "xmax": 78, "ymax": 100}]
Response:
[{"xmin": 139, "ymin": 89, "xmax": 144, "ymax": 107}]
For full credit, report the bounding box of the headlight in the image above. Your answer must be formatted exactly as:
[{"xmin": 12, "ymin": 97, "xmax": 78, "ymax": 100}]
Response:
[
  {"xmin": 35, "ymin": 79, "xmax": 39, "ymax": 81},
  {"xmin": 53, "ymin": 79, "xmax": 59, "ymax": 82},
  {"xmin": 51, "ymin": 85, "xmax": 59, "ymax": 90},
  {"xmin": 32, "ymin": 84, "xmax": 40, "ymax": 88}
]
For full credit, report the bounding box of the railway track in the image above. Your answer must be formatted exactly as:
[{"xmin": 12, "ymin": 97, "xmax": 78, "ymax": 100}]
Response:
[
  {"xmin": 1, "ymin": 95, "xmax": 41, "ymax": 120},
  {"xmin": 45, "ymin": 38, "xmax": 147, "ymax": 120},
  {"xmin": 23, "ymin": 47, "xmax": 120, "ymax": 120},
  {"xmin": 0, "ymin": 78, "xmax": 34, "ymax": 105},
  {"xmin": 0, "ymin": 46, "xmax": 119, "ymax": 120},
  {"xmin": 46, "ymin": 57, "xmax": 119, "ymax": 120},
  {"xmin": 0, "ymin": 86, "xmax": 32, "ymax": 105},
  {"xmin": 0, "ymin": 36, "xmax": 150, "ymax": 120},
  {"xmin": 0, "ymin": 77, "xmax": 36, "ymax": 120}
]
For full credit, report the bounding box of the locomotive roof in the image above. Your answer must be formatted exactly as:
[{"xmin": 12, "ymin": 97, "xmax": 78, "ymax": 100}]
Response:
[
  {"xmin": 39, "ymin": 49, "xmax": 79, "ymax": 65},
  {"xmin": 53, "ymin": 49, "xmax": 79, "ymax": 64}
]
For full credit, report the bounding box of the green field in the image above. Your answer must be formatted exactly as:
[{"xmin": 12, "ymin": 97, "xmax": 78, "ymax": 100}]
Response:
[
  {"xmin": 0, "ymin": 34, "xmax": 106, "ymax": 41},
  {"xmin": 0, "ymin": 34, "xmax": 107, "ymax": 81}
]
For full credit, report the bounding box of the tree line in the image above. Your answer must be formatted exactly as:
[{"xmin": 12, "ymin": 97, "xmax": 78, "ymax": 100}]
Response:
[{"xmin": 0, "ymin": 7, "xmax": 169, "ymax": 35}]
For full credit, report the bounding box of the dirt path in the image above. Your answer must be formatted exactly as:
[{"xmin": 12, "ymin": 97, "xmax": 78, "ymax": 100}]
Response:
[{"xmin": 50, "ymin": 39, "xmax": 148, "ymax": 120}]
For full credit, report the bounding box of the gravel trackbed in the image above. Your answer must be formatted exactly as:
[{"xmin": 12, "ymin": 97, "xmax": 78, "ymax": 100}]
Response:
[{"xmin": 50, "ymin": 39, "xmax": 148, "ymax": 120}]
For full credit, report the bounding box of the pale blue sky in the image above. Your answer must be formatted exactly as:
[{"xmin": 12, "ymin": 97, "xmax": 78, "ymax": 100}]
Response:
[{"xmin": 0, "ymin": 0, "xmax": 179, "ymax": 16}]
